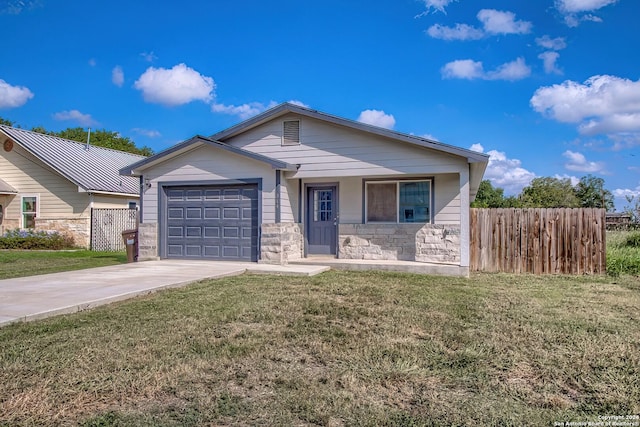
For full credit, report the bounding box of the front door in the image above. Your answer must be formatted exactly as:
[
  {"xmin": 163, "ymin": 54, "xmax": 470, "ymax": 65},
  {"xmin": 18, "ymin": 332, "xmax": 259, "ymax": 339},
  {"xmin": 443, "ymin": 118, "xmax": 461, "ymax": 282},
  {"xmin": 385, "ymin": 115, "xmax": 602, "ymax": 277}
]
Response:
[{"xmin": 306, "ymin": 185, "xmax": 337, "ymax": 255}]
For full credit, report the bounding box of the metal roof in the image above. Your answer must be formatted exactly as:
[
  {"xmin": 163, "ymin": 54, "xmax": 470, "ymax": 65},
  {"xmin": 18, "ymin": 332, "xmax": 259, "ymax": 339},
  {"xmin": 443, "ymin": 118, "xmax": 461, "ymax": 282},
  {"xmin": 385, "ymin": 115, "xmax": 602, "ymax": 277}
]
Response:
[
  {"xmin": 0, "ymin": 177, "xmax": 18, "ymax": 194},
  {"xmin": 121, "ymin": 135, "xmax": 298, "ymax": 176},
  {"xmin": 0, "ymin": 125, "xmax": 145, "ymax": 196}
]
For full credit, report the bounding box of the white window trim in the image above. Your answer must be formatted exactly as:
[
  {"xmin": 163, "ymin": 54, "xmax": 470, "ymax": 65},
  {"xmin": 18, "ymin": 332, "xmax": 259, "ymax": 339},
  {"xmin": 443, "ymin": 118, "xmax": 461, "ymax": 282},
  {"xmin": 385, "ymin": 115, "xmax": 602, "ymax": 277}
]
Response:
[
  {"xmin": 365, "ymin": 179, "xmax": 432, "ymax": 224},
  {"xmin": 20, "ymin": 194, "xmax": 40, "ymax": 228}
]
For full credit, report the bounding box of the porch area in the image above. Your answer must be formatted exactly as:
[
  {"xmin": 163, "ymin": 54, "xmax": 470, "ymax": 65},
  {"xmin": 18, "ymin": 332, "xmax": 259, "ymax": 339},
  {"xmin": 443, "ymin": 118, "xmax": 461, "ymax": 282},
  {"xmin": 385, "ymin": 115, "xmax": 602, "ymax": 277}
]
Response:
[{"xmin": 289, "ymin": 257, "xmax": 469, "ymax": 277}]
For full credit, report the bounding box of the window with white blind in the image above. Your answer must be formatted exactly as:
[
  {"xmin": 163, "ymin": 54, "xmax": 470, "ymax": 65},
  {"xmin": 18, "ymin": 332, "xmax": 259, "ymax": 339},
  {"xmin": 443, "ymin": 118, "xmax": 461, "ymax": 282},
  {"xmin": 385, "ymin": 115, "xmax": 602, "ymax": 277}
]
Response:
[{"xmin": 365, "ymin": 180, "xmax": 431, "ymax": 223}]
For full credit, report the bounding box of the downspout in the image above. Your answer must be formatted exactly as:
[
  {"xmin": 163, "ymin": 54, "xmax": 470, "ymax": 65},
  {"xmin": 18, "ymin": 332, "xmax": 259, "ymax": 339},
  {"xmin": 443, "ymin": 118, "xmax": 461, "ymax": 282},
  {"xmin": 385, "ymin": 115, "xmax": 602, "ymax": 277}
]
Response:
[
  {"xmin": 138, "ymin": 176, "xmax": 144, "ymax": 224},
  {"xmin": 275, "ymin": 170, "xmax": 281, "ymax": 223}
]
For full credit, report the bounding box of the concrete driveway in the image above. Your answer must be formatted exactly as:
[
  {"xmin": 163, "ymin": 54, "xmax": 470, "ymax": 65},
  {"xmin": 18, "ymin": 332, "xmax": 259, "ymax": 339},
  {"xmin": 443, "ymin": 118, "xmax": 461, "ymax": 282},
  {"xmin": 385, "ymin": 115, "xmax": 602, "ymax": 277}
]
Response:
[{"xmin": 0, "ymin": 260, "xmax": 329, "ymax": 327}]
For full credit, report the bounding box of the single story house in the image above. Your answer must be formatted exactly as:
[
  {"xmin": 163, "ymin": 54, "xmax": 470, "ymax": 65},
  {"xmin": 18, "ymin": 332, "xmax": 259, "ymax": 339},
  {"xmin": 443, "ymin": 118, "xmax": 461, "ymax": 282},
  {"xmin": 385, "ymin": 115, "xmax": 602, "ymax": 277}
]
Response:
[
  {"xmin": 120, "ymin": 103, "xmax": 488, "ymax": 275},
  {"xmin": 0, "ymin": 125, "xmax": 144, "ymax": 247}
]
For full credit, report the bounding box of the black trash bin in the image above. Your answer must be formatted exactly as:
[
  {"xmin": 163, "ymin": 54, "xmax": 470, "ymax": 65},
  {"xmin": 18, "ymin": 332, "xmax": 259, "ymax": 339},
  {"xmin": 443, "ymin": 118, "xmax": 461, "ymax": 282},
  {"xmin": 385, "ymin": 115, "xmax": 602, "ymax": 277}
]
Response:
[{"xmin": 121, "ymin": 229, "xmax": 138, "ymax": 263}]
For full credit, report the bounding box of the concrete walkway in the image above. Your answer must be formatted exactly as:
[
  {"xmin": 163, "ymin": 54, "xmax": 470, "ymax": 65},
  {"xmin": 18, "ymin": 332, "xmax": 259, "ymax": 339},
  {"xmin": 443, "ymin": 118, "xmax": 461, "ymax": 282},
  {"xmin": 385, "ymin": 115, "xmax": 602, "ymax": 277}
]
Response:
[{"xmin": 0, "ymin": 260, "xmax": 330, "ymax": 327}]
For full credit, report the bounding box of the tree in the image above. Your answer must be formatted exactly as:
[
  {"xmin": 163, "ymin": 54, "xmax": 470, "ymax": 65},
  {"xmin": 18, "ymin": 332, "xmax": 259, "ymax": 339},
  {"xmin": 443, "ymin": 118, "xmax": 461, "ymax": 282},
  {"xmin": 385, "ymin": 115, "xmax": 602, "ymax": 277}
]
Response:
[
  {"xmin": 623, "ymin": 195, "xmax": 640, "ymax": 223},
  {"xmin": 53, "ymin": 127, "xmax": 153, "ymax": 156},
  {"xmin": 0, "ymin": 117, "xmax": 15, "ymax": 126},
  {"xmin": 519, "ymin": 177, "xmax": 580, "ymax": 208},
  {"xmin": 472, "ymin": 180, "xmax": 506, "ymax": 208},
  {"xmin": 573, "ymin": 174, "xmax": 615, "ymax": 211}
]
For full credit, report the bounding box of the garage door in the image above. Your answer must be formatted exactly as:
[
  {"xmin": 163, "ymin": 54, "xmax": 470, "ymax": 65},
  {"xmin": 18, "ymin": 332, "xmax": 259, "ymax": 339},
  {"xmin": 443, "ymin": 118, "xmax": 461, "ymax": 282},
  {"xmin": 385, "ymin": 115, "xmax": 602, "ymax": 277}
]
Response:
[{"xmin": 164, "ymin": 184, "xmax": 258, "ymax": 261}]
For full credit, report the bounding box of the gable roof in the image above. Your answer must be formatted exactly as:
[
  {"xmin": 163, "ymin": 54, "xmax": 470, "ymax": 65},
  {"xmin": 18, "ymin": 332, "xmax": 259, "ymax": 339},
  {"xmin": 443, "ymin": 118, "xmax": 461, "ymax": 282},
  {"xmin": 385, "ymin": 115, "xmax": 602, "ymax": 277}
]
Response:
[
  {"xmin": 211, "ymin": 103, "xmax": 490, "ymax": 164},
  {"xmin": 0, "ymin": 125, "xmax": 145, "ymax": 196},
  {"xmin": 0, "ymin": 177, "xmax": 18, "ymax": 195},
  {"xmin": 120, "ymin": 135, "xmax": 298, "ymax": 176}
]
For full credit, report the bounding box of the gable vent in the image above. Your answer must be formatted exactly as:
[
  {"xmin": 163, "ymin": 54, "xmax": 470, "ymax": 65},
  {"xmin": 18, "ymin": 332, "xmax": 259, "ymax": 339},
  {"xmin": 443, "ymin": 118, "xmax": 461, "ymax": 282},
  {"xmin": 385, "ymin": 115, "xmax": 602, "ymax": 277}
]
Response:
[{"xmin": 282, "ymin": 120, "xmax": 300, "ymax": 146}]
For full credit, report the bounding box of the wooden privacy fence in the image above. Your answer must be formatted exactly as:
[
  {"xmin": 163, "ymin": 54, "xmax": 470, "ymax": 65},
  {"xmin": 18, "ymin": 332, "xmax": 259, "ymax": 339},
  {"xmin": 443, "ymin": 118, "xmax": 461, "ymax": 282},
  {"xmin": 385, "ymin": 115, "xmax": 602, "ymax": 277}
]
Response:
[{"xmin": 470, "ymin": 208, "xmax": 606, "ymax": 274}]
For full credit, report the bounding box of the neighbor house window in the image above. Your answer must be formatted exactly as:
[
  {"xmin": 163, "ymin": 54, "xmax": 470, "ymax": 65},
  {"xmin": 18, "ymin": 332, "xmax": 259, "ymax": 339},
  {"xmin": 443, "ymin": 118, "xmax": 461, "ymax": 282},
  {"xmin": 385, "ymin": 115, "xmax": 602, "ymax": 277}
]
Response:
[
  {"xmin": 365, "ymin": 180, "xmax": 431, "ymax": 223},
  {"xmin": 21, "ymin": 195, "xmax": 38, "ymax": 228}
]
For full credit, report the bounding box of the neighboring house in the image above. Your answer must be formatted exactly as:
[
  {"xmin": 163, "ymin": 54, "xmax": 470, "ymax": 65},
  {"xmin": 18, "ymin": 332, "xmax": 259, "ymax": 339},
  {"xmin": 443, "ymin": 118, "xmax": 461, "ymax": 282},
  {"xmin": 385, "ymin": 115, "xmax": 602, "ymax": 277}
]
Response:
[
  {"xmin": 120, "ymin": 103, "xmax": 489, "ymax": 275},
  {"xmin": 0, "ymin": 125, "xmax": 145, "ymax": 247}
]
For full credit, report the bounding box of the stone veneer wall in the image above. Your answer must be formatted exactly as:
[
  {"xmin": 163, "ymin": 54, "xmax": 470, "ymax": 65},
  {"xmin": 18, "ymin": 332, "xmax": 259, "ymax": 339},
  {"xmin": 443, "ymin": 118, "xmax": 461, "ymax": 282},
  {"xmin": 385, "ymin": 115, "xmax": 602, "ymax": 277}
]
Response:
[
  {"xmin": 339, "ymin": 223, "xmax": 461, "ymax": 264},
  {"xmin": 35, "ymin": 218, "xmax": 91, "ymax": 248},
  {"xmin": 260, "ymin": 223, "xmax": 303, "ymax": 264},
  {"xmin": 137, "ymin": 222, "xmax": 158, "ymax": 260}
]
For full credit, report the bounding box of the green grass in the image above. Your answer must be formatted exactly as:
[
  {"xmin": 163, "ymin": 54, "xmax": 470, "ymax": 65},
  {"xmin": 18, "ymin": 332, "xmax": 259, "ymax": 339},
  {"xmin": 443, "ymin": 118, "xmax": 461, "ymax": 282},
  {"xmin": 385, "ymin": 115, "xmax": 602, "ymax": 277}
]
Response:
[
  {"xmin": 606, "ymin": 231, "xmax": 640, "ymax": 277},
  {"xmin": 1, "ymin": 271, "xmax": 638, "ymax": 426},
  {"xmin": 0, "ymin": 250, "xmax": 127, "ymax": 279}
]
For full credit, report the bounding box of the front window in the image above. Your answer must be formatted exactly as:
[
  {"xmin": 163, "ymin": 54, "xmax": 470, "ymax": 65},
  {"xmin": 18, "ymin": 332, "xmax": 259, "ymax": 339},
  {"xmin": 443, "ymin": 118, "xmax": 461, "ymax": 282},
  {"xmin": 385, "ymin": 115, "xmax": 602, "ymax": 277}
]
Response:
[
  {"xmin": 21, "ymin": 196, "xmax": 38, "ymax": 228},
  {"xmin": 366, "ymin": 180, "xmax": 431, "ymax": 223}
]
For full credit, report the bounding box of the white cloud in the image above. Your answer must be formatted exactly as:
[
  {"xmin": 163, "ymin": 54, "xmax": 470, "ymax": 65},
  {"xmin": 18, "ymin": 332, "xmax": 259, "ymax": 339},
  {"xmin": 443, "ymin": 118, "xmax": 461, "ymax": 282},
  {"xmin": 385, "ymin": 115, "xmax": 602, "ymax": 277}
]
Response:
[
  {"xmin": 134, "ymin": 63, "xmax": 215, "ymax": 107},
  {"xmin": 469, "ymin": 144, "xmax": 536, "ymax": 194},
  {"xmin": 539, "ymin": 51, "xmax": 562, "ymax": 75},
  {"xmin": 132, "ymin": 128, "xmax": 161, "ymax": 138},
  {"xmin": 88, "ymin": 58, "xmax": 97, "ymax": 67},
  {"xmin": 441, "ymin": 59, "xmax": 484, "ymax": 80},
  {"xmin": 357, "ymin": 109, "xmax": 396, "ymax": 129},
  {"xmin": 535, "ymin": 35, "xmax": 567, "ymax": 50},
  {"xmin": 287, "ymin": 100, "xmax": 309, "ymax": 108},
  {"xmin": 613, "ymin": 186, "xmax": 640, "ymax": 199},
  {"xmin": 443, "ymin": 58, "xmax": 530, "ymax": 81},
  {"xmin": 140, "ymin": 51, "xmax": 157, "ymax": 62},
  {"xmin": 562, "ymin": 150, "xmax": 605, "ymax": 173},
  {"xmin": 477, "ymin": 9, "xmax": 532, "ymax": 35},
  {"xmin": 556, "ymin": 0, "xmax": 618, "ymax": 13},
  {"xmin": 1, "ymin": 0, "xmax": 41, "ymax": 14},
  {"xmin": 556, "ymin": 0, "xmax": 617, "ymax": 26},
  {"xmin": 470, "ymin": 143, "xmax": 484, "ymax": 152},
  {"xmin": 112, "ymin": 66, "xmax": 124, "ymax": 87},
  {"xmin": 426, "ymin": 9, "xmax": 530, "ymax": 41},
  {"xmin": 554, "ymin": 174, "xmax": 581, "ymax": 186},
  {"xmin": 212, "ymin": 101, "xmax": 278, "ymax": 120},
  {"xmin": 427, "ymin": 23, "xmax": 484, "ymax": 41},
  {"xmin": 530, "ymin": 75, "xmax": 640, "ymax": 136},
  {"xmin": 486, "ymin": 57, "xmax": 531, "ymax": 81},
  {"xmin": 419, "ymin": 0, "xmax": 457, "ymax": 14},
  {"xmin": 53, "ymin": 109, "xmax": 98, "ymax": 127},
  {"xmin": 0, "ymin": 79, "xmax": 34, "ymax": 108}
]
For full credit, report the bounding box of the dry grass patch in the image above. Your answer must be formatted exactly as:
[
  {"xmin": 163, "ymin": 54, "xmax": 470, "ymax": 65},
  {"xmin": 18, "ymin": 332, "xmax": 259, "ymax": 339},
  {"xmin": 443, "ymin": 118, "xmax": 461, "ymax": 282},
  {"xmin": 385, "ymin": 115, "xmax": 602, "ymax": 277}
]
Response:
[{"xmin": 1, "ymin": 271, "xmax": 638, "ymax": 426}]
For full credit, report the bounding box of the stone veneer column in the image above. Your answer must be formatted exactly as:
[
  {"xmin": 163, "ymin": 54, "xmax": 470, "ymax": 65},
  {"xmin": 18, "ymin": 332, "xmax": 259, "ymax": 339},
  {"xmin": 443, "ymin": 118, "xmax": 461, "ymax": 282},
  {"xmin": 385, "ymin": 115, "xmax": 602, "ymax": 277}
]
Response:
[
  {"xmin": 259, "ymin": 223, "xmax": 303, "ymax": 265},
  {"xmin": 137, "ymin": 222, "xmax": 158, "ymax": 260}
]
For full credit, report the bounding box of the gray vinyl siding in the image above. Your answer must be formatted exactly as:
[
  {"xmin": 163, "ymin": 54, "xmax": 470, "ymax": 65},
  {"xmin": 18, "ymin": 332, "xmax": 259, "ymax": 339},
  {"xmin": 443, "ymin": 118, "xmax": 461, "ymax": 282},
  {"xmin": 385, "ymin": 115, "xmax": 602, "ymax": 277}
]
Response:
[
  {"xmin": 225, "ymin": 114, "xmax": 468, "ymax": 179},
  {"xmin": 141, "ymin": 145, "xmax": 275, "ymax": 224},
  {"xmin": 433, "ymin": 174, "xmax": 460, "ymax": 225},
  {"xmin": 281, "ymin": 179, "xmax": 297, "ymax": 222}
]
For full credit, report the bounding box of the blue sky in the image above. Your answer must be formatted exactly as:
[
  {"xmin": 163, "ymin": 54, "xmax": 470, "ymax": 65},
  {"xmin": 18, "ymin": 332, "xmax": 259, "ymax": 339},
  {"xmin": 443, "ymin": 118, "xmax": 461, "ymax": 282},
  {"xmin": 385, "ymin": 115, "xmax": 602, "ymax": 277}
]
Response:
[{"xmin": 1, "ymin": 0, "xmax": 639, "ymax": 210}]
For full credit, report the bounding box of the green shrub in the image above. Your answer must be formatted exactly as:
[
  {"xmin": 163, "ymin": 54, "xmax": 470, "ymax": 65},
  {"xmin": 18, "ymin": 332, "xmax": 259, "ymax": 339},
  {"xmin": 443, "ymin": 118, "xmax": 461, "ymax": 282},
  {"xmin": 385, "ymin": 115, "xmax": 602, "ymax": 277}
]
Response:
[
  {"xmin": 624, "ymin": 232, "xmax": 640, "ymax": 248},
  {"xmin": 607, "ymin": 231, "xmax": 640, "ymax": 277},
  {"xmin": 0, "ymin": 229, "xmax": 76, "ymax": 250}
]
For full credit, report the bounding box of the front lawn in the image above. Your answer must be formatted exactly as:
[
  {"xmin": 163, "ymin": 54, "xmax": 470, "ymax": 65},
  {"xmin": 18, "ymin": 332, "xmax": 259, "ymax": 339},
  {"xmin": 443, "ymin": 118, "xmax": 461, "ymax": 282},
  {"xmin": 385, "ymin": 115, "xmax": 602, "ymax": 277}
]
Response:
[
  {"xmin": 0, "ymin": 250, "xmax": 127, "ymax": 280},
  {"xmin": 0, "ymin": 271, "xmax": 638, "ymax": 426}
]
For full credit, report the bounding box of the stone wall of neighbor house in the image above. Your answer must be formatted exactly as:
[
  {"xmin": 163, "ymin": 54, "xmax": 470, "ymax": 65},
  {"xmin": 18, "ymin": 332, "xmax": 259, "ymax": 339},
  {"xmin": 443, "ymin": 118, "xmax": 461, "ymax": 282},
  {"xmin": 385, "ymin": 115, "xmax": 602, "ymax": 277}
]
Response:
[
  {"xmin": 339, "ymin": 223, "xmax": 461, "ymax": 264},
  {"xmin": 137, "ymin": 222, "xmax": 158, "ymax": 260},
  {"xmin": 35, "ymin": 218, "xmax": 91, "ymax": 248},
  {"xmin": 260, "ymin": 223, "xmax": 303, "ymax": 264},
  {"xmin": 0, "ymin": 219, "xmax": 19, "ymax": 235}
]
